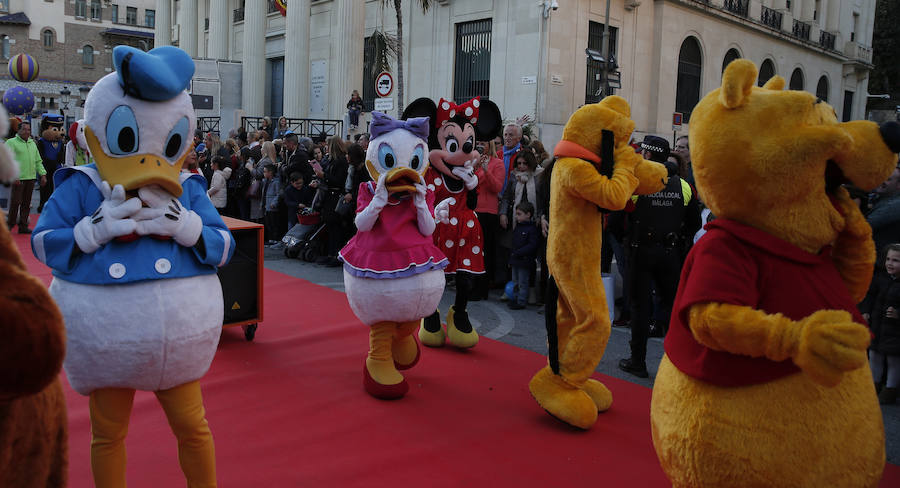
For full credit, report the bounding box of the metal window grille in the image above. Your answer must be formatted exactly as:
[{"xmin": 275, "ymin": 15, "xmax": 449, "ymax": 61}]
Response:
[
  {"xmin": 792, "ymin": 19, "xmax": 811, "ymax": 40},
  {"xmin": 675, "ymin": 37, "xmax": 702, "ymax": 122},
  {"xmin": 723, "ymin": 0, "xmax": 749, "ymax": 17},
  {"xmin": 760, "ymin": 5, "xmax": 783, "ymax": 30},
  {"xmin": 757, "ymin": 59, "xmax": 776, "ymax": 86},
  {"xmin": 816, "ymin": 76, "xmax": 829, "ymax": 103},
  {"xmin": 819, "ymin": 30, "xmax": 836, "ymax": 50},
  {"xmin": 362, "ymin": 36, "xmax": 376, "ymax": 112},
  {"xmin": 453, "ymin": 19, "xmax": 492, "ymax": 105},
  {"xmin": 585, "ymin": 21, "xmax": 618, "ymax": 104}
]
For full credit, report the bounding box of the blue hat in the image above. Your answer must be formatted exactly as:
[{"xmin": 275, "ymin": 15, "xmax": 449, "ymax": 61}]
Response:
[
  {"xmin": 41, "ymin": 113, "xmax": 64, "ymax": 124},
  {"xmin": 112, "ymin": 45, "xmax": 195, "ymax": 102},
  {"xmin": 195, "ymin": 143, "xmax": 207, "ymax": 153}
]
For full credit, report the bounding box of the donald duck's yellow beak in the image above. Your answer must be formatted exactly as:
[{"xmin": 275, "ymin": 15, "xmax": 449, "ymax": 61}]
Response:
[{"xmin": 84, "ymin": 126, "xmax": 185, "ymax": 197}]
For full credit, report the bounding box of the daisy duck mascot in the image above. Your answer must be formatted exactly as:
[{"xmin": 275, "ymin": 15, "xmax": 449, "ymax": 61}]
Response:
[
  {"xmin": 401, "ymin": 97, "xmax": 503, "ymax": 349},
  {"xmin": 31, "ymin": 46, "xmax": 234, "ymax": 487},
  {"xmin": 339, "ymin": 112, "xmax": 450, "ymax": 399}
]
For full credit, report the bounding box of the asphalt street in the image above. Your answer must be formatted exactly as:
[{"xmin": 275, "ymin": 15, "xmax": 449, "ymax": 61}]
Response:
[{"xmin": 263, "ymin": 246, "xmax": 900, "ymax": 465}]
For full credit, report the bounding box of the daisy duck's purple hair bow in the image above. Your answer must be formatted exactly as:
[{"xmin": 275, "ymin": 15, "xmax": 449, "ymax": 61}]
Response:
[{"xmin": 369, "ymin": 112, "xmax": 430, "ymax": 141}]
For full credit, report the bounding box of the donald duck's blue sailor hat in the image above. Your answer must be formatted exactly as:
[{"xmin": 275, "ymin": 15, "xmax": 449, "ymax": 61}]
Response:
[{"xmin": 112, "ymin": 46, "xmax": 195, "ymax": 102}]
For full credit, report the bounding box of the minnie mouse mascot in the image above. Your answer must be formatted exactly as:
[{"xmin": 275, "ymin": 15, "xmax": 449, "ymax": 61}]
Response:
[{"xmin": 402, "ymin": 97, "xmax": 502, "ymax": 349}]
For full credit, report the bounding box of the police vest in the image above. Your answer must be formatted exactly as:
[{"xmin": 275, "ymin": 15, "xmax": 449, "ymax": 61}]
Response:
[{"xmin": 630, "ymin": 176, "xmax": 692, "ymax": 242}]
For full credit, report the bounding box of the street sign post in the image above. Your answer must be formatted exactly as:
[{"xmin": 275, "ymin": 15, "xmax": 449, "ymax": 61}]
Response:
[
  {"xmin": 672, "ymin": 111, "xmax": 683, "ymax": 142},
  {"xmin": 374, "ymin": 97, "xmax": 394, "ymax": 112},
  {"xmin": 375, "ymin": 72, "xmax": 394, "ymax": 98}
]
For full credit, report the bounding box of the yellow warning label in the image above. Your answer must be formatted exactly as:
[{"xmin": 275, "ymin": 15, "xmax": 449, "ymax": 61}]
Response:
[{"xmin": 231, "ymin": 302, "xmax": 241, "ymax": 310}]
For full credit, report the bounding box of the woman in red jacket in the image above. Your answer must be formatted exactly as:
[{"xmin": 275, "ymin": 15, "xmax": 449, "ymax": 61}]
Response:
[{"xmin": 473, "ymin": 139, "xmax": 506, "ymax": 300}]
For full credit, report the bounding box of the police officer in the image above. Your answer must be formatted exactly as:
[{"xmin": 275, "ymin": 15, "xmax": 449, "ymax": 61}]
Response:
[{"xmin": 618, "ymin": 135, "xmax": 701, "ymax": 378}]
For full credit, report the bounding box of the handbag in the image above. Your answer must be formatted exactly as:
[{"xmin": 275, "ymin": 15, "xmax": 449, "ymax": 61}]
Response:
[
  {"xmin": 246, "ymin": 179, "xmax": 261, "ymax": 199},
  {"xmin": 334, "ymin": 196, "xmax": 354, "ymax": 217}
]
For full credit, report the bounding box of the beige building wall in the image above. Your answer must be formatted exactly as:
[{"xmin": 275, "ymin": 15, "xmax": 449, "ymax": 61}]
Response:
[{"xmin": 171, "ymin": 0, "xmax": 877, "ymax": 147}]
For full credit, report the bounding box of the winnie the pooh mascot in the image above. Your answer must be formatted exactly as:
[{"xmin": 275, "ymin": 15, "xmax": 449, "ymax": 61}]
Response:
[
  {"xmin": 651, "ymin": 59, "xmax": 900, "ymax": 487},
  {"xmin": 0, "ymin": 106, "xmax": 68, "ymax": 488},
  {"xmin": 528, "ymin": 96, "xmax": 666, "ymax": 429}
]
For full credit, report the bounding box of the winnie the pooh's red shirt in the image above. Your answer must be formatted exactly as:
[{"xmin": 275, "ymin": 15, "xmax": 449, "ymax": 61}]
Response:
[{"xmin": 665, "ymin": 218, "xmax": 867, "ymax": 387}]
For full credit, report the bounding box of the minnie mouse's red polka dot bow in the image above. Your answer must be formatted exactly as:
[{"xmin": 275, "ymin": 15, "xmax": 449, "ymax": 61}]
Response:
[{"xmin": 435, "ymin": 97, "xmax": 481, "ymax": 128}]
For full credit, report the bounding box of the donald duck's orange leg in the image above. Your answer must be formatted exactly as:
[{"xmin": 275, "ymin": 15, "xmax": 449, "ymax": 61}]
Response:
[
  {"xmin": 155, "ymin": 381, "xmax": 216, "ymax": 488},
  {"xmin": 90, "ymin": 387, "xmax": 135, "ymax": 488}
]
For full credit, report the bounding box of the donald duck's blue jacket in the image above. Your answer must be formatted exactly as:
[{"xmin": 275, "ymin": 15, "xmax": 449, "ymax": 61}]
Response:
[{"xmin": 32, "ymin": 164, "xmax": 234, "ymax": 285}]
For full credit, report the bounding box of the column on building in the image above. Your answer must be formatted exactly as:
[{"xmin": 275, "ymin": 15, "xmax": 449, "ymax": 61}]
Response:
[
  {"xmin": 825, "ymin": 0, "xmax": 841, "ymax": 32},
  {"xmin": 283, "ymin": 0, "xmax": 311, "ymax": 117},
  {"xmin": 155, "ymin": 0, "xmax": 172, "ymax": 47},
  {"xmin": 334, "ymin": 0, "xmax": 365, "ymax": 119},
  {"xmin": 180, "ymin": 0, "xmax": 199, "ymax": 56},
  {"xmin": 208, "ymin": 0, "xmax": 229, "ymax": 59},
  {"xmin": 242, "ymin": 0, "xmax": 267, "ymax": 116},
  {"xmin": 800, "ymin": 0, "xmax": 815, "ymax": 21}
]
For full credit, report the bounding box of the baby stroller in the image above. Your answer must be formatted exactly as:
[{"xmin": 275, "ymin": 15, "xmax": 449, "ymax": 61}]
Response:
[{"xmin": 282, "ymin": 186, "xmax": 328, "ymax": 261}]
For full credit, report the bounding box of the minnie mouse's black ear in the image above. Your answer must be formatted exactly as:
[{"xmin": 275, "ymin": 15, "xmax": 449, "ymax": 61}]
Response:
[
  {"xmin": 401, "ymin": 98, "xmax": 437, "ymax": 123},
  {"xmin": 402, "ymin": 97, "xmax": 439, "ymax": 148},
  {"xmin": 474, "ymin": 99, "xmax": 502, "ymax": 142}
]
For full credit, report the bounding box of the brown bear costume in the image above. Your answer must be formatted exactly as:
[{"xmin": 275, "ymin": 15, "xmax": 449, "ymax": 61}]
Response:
[{"xmin": 0, "ymin": 107, "xmax": 68, "ymax": 487}]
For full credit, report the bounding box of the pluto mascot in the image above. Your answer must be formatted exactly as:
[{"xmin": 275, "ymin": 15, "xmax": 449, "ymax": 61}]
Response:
[
  {"xmin": 401, "ymin": 97, "xmax": 503, "ymax": 349},
  {"xmin": 0, "ymin": 106, "xmax": 68, "ymax": 488},
  {"xmin": 528, "ymin": 96, "xmax": 666, "ymax": 429},
  {"xmin": 339, "ymin": 112, "xmax": 450, "ymax": 399},
  {"xmin": 32, "ymin": 46, "xmax": 234, "ymax": 488},
  {"xmin": 650, "ymin": 59, "xmax": 900, "ymax": 487}
]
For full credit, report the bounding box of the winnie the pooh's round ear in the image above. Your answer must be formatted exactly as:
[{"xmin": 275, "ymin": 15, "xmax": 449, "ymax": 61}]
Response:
[
  {"xmin": 762, "ymin": 76, "xmax": 786, "ymax": 91},
  {"xmin": 719, "ymin": 59, "xmax": 757, "ymax": 109},
  {"xmin": 598, "ymin": 95, "xmax": 631, "ymax": 118}
]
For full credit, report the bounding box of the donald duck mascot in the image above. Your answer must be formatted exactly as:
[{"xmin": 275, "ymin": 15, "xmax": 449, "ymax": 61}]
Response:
[{"xmin": 31, "ymin": 46, "xmax": 233, "ymax": 487}]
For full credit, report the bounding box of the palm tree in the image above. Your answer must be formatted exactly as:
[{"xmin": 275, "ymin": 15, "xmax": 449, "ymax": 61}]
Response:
[{"xmin": 380, "ymin": 0, "xmax": 433, "ymax": 114}]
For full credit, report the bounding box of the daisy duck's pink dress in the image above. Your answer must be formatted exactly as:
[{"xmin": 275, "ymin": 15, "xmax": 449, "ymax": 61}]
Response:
[{"xmin": 339, "ymin": 181, "xmax": 448, "ymax": 326}]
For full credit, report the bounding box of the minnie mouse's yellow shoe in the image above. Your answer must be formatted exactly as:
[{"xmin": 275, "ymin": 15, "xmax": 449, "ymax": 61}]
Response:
[
  {"xmin": 418, "ymin": 310, "xmax": 446, "ymax": 347},
  {"xmin": 446, "ymin": 305, "xmax": 479, "ymax": 348}
]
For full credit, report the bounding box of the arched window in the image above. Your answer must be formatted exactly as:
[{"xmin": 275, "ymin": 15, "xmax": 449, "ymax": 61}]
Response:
[
  {"xmin": 816, "ymin": 76, "xmax": 829, "ymax": 102},
  {"xmin": 42, "ymin": 29, "xmax": 53, "ymax": 49},
  {"xmin": 1, "ymin": 35, "xmax": 9, "ymax": 59},
  {"xmin": 789, "ymin": 68, "xmax": 804, "ymax": 90},
  {"xmin": 758, "ymin": 58, "xmax": 776, "ymax": 86},
  {"xmin": 722, "ymin": 48, "xmax": 741, "ymax": 73},
  {"xmin": 82, "ymin": 45, "xmax": 94, "ymax": 65},
  {"xmin": 676, "ymin": 36, "xmax": 702, "ymax": 122}
]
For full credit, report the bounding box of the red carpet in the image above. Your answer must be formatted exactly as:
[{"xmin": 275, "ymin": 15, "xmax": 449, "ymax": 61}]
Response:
[{"xmin": 9, "ymin": 225, "xmax": 900, "ymax": 487}]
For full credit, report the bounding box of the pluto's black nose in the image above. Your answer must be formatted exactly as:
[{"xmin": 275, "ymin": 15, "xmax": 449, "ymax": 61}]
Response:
[{"xmin": 880, "ymin": 120, "xmax": 900, "ymax": 153}]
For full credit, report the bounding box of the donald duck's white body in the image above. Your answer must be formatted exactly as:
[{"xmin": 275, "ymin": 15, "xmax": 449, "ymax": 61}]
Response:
[{"xmin": 32, "ymin": 46, "xmax": 232, "ymax": 488}]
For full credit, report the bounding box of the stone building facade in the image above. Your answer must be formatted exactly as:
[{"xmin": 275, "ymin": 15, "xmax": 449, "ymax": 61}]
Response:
[
  {"xmin": 0, "ymin": 0, "xmax": 156, "ymax": 122},
  {"xmin": 169, "ymin": 0, "xmax": 878, "ymax": 147}
]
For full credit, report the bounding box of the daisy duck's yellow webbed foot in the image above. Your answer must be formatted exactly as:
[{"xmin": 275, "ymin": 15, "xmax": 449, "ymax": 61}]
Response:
[
  {"xmin": 393, "ymin": 320, "xmax": 421, "ymax": 370},
  {"xmin": 366, "ymin": 322, "xmax": 409, "ymax": 399}
]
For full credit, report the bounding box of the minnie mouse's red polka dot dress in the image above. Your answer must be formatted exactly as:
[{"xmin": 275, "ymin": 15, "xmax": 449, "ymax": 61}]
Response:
[{"xmin": 425, "ymin": 167, "xmax": 485, "ymax": 274}]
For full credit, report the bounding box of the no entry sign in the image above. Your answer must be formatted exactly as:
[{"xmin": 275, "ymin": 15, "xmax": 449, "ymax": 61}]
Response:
[{"xmin": 375, "ymin": 72, "xmax": 393, "ymax": 98}]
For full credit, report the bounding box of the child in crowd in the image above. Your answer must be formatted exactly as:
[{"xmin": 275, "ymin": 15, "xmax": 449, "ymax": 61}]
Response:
[
  {"xmin": 206, "ymin": 156, "xmax": 232, "ymax": 214},
  {"xmin": 282, "ymin": 172, "xmax": 316, "ymax": 231},
  {"xmin": 862, "ymin": 243, "xmax": 900, "ymax": 404},
  {"xmin": 261, "ymin": 163, "xmax": 283, "ymax": 245},
  {"xmin": 508, "ymin": 201, "xmax": 539, "ymax": 310}
]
